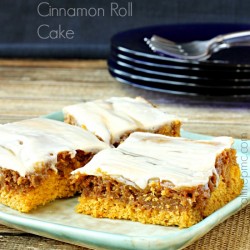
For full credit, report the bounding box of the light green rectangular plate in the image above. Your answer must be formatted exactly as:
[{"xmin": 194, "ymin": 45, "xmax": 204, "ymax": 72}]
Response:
[{"xmin": 0, "ymin": 112, "xmax": 249, "ymax": 250}]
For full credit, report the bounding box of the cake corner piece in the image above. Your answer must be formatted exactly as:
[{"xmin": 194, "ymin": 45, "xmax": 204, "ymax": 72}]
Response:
[
  {"xmin": 72, "ymin": 132, "xmax": 243, "ymax": 228},
  {"xmin": 0, "ymin": 117, "xmax": 108, "ymax": 212},
  {"xmin": 62, "ymin": 96, "xmax": 181, "ymax": 145}
]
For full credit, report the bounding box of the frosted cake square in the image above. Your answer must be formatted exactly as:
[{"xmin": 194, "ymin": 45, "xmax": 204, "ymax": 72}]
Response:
[
  {"xmin": 0, "ymin": 118, "xmax": 108, "ymax": 212},
  {"xmin": 72, "ymin": 132, "xmax": 243, "ymax": 228},
  {"xmin": 63, "ymin": 97, "xmax": 181, "ymax": 145}
]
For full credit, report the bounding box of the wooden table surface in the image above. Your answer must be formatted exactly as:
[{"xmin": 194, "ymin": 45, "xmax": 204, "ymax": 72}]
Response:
[{"xmin": 0, "ymin": 59, "xmax": 249, "ymax": 249}]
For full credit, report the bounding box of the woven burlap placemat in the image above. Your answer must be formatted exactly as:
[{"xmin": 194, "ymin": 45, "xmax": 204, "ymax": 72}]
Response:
[{"xmin": 185, "ymin": 204, "xmax": 250, "ymax": 250}]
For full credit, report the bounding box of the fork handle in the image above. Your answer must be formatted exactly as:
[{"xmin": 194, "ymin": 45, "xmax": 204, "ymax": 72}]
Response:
[{"xmin": 214, "ymin": 30, "xmax": 250, "ymax": 45}]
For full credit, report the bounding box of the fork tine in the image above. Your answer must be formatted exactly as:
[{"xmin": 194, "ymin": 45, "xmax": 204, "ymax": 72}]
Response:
[
  {"xmin": 149, "ymin": 40, "xmax": 184, "ymax": 52},
  {"xmin": 150, "ymin": 46, "xmax": 185, "ymax": 57},
  {"xmin": 145, "ymin": 37, "xmax": 180, "ymax": 50},
  {"xmin": 144, "ymin": 37, "xmax": 152, "ymax": 45},
  {"xmin": 151, "ymin": 35, "xmax": 176, "ymax": 45},
  {"xmin": 147, "ymin": 39, "xmax": 187, "ymax": 58},
  {"xmin": 149, "ymin": 40, "xmax": 183, "ymax": 51},
  {"xmin": 151, "ymin": 36, "xmax": 184, "ymax": 53},
  {"xmin": 151, "ymin": 47, "xmax": 185, "ymax": 58}
]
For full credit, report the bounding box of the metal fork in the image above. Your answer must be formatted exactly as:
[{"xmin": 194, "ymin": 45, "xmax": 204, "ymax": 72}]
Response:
[{"xmin": 145, "ymin": 31, "xmax": 250, "ymax": 60}]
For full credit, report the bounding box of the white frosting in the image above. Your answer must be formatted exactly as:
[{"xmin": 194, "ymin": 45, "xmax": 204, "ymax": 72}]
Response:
[
  {"xmin": 63, "ymin": 97, "xmax": 179, "ymax": 144},
  {"xmin": 0, "ymin": 118, "xmax": 108, "ymax": 176},
  {"xmin": 73, "ymin": 132, "xmax": 234, "ymax": 189}
]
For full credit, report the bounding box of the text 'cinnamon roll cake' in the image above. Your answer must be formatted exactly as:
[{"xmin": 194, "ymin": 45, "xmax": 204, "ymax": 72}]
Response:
[
  {"xmin": 0, "ymin": 118, "xmax": 108, "ymax": 212},
  {"xmin": 72, "ymin": 132, "xmax": 243, "ymax": 228},
  {"xmin": 63, "ymin": 97, "xmax": 181, "ymax": 146}
]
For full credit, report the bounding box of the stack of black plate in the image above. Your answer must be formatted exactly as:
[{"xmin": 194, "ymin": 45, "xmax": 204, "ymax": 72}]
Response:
[{"xmin": 108, "ymin": 23, "xmax": 250, "ymax": 96}]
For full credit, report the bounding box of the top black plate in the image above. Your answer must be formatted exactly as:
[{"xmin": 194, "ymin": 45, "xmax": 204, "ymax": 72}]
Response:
[{"xmin": 111, "ymin": 23, "xmax": 250, "ymax": 68}]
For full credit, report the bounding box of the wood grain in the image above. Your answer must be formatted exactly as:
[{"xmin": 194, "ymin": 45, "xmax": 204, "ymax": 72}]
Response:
[{"xmin": 0, "ymin": 59, "xmax": 249, "ymax": 249}]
